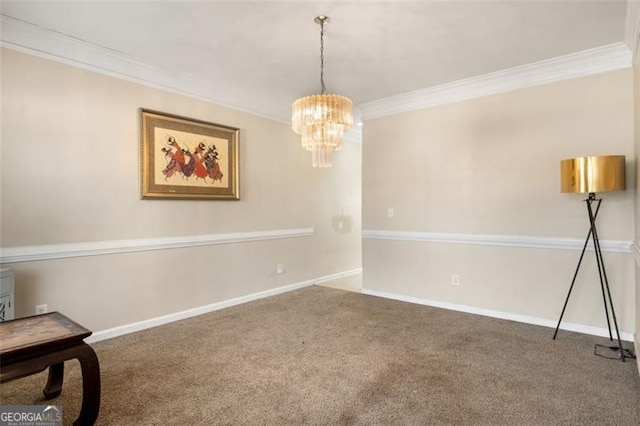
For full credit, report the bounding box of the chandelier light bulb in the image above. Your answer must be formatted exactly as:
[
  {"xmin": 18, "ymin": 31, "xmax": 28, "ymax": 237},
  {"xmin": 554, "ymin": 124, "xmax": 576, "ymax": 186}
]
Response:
[{"xmin": 291, "ymin": 15, "xmax": 353, "ymax": 168}]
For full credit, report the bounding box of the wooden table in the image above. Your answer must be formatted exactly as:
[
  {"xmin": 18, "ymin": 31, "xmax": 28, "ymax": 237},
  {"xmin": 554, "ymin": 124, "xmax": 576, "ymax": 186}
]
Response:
[{"xmin": 0, "ymin": 312, "xmax": 100, "ymax": 426}]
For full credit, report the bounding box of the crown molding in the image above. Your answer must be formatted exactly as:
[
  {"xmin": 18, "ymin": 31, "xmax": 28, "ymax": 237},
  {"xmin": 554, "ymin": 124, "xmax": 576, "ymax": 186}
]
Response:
[
  {"xmin": 344, "ymin": 127, "xmax": 363, "ymax": 144},
  {"xmin": 0, "ymin": 14, "xmax": 366, "ymax": 144},
  {"xmin": 626, "ymin": 0, "xmax": 640, "ymax": 65},
  {"xmin": 1, "ymin": 14, "xmax": 633, "ymax": 128},
  {"xmin": 0, "ymin": 14, "xmax": 291, "ymax": 124},
  {"xmin": 358, "ymin": 42, "xmax": 632, "ymax": 121}
]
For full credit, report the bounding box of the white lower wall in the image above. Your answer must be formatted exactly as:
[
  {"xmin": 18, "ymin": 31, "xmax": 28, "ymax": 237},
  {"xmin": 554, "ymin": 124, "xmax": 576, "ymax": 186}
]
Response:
[
  {"xmin": 4, "ymin": 236, "xmax": 316, "ymax": 332},
  {"xmin": 86, "ymin": 268, "xmax": 362, "ymax": 343},
  {"xmin": 362, "ymin": 287, "xmax": 634, "ymax": 341},
  {"xmin": 363, "ymin": 238, "xmax": 636, "ymax": 335}
]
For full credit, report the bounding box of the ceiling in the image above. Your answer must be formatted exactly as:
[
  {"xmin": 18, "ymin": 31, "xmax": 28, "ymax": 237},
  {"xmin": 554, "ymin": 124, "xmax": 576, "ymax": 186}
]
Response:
[{"xmin": 0, "ymin": 1, "xmax": 635, "ymax": 126}]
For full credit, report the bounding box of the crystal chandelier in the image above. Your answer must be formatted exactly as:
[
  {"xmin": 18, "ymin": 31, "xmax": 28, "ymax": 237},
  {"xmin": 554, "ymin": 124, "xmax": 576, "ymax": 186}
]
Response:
[{"xmin": 292, "ymin": 15, "xmax": 353, "ymax": 168}]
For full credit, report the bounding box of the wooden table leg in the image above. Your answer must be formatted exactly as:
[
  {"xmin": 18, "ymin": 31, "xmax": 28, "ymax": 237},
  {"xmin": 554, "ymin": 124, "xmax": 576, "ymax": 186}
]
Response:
[
  {"xmin": 43, "ymin": 362, "xmax": 64, "ymax": 399},
  {"xmin": 73, "ymin": 342, "xmax": 101, "ymax": 426},
  {"xmin": 0, "ymin": 313, "xmax": 100, "ymax": 425}
]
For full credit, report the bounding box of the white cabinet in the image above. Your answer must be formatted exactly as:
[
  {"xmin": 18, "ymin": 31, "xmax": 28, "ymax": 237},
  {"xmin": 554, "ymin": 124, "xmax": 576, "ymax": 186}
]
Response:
[{"xmin": 0, "ymin": 268, "xmax": 15, "ymax": 322}]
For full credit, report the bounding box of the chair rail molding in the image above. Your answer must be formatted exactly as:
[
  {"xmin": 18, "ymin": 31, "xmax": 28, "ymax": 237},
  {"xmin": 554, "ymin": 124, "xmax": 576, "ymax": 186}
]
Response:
[
  {"xmin": 0, "ymin": 228, "xmax": 314, "ymax": 263},
  {"xmin": 0, "ymin": 14, "xmax": 290, "ymax": 124},
  {"xmin": 362, "ymin": 230, "xmax": 632, "ymax": 253},
  {"xmin": 631, "ymin": 241, "xmax": 640, "ymax": 266}
]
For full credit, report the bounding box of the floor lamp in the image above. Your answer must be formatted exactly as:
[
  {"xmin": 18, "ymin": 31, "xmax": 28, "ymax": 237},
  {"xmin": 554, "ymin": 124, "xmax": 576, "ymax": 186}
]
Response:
[{"xmin": 553, "ymin": 155, "xmax": 631, "ymax": 361}]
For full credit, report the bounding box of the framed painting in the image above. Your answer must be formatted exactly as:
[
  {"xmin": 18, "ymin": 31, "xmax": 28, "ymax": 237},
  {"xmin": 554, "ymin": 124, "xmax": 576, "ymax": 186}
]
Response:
[{"xmin": 140, "ymin": 109, "xmax": 240, "ymax": 200}]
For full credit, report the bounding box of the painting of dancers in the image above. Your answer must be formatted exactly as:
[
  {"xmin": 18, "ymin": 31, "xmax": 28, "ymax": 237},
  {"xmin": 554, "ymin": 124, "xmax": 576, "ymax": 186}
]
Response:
[{"xmin": 141, "ymin": 109, "xmax": 239, "ymax": 200}]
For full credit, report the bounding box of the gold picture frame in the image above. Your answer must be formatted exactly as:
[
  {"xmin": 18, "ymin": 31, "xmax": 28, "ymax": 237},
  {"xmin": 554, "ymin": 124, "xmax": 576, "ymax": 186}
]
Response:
[{"xmin": 141, "ymin": 109, "xmax": 240, "ymax": 200}]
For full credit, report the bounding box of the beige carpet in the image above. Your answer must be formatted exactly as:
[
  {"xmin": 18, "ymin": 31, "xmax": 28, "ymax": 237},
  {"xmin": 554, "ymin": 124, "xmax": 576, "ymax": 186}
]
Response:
[{"xmin": 1, "ymin": 286, "xmax": 639, "ymax": 425}]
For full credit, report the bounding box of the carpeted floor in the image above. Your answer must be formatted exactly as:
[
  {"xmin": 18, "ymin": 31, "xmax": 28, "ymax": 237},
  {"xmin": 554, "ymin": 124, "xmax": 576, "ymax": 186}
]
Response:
[{"xmin": 1, "ymin": 285, "xmax": 639, "ymax": 425}]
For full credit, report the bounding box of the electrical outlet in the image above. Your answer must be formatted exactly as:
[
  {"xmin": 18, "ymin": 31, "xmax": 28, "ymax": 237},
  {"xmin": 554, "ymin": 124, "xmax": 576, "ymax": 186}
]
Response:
[
  {"xmin": 35, "ymin": 304, "xmax": 48, "ymax": 315},
  {"xmin": 276, "ymin": 264, "xmax": 285, "ymax": 275},
  {"xmin": 387, "ymin": 207, "xmax": 394, "ymax": 218},
  {"xmin": 451, "ymin": 275, "xmax": 460, "ymax": 286}
]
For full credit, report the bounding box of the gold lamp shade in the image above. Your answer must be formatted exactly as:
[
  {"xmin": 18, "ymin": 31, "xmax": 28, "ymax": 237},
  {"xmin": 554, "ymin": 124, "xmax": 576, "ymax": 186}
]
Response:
[{"xmin": 560, "ymin": 155, "xmax": 626, "ymax": 194}]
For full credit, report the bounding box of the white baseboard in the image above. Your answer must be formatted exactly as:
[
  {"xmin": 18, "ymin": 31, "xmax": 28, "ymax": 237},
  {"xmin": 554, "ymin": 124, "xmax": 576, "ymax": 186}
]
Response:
[
  {"xmin": 361, "ymin": 287, "xmax": 635, "ymax": 342},
  {"xmin": 314, "ymin": 268, "xmax": 363, "ymax": 285},
  {"xmin": 86, "ymin": 275, "xmax": 321, "ymax": 343},
  {"xmin": 88, "ymin": 268, "xmax": 366, "ymax": 343},
  {"xmin": 635, "ymin": 335, "xmax": 640, "ymax": 375}
]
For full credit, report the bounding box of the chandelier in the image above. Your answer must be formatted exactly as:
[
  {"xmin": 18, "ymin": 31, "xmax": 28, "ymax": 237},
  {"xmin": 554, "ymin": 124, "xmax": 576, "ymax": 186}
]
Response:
[{"xmin": 292, "ymin": 15, "xmax": 353, "ymax": 168}]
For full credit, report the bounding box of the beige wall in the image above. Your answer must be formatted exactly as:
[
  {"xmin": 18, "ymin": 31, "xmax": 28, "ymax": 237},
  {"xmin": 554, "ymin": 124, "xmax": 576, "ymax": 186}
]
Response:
[
  {"xmin": 635, "ymin": 42, "xmax": 640, "ymax": 351},
  {"xmin": 363, "ymin": 69, "xmax": 636, "ymax": 333},
  {"xmin": 0, "ymin": 48, "xmax": 362, "ymax": 332}
]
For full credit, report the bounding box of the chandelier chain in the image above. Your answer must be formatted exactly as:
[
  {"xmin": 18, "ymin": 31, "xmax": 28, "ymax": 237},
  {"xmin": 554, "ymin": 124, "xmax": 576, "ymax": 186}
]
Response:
[{"xmin": 319, "ymin": 19, "xmax": 326, "ymax": 94}]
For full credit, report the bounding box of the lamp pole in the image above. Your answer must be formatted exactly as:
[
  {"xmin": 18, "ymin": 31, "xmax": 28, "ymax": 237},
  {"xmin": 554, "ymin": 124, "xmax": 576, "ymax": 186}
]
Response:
[{"xmin": 552, "ymin": 192, "xmax": 625, "ymax": 361}]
